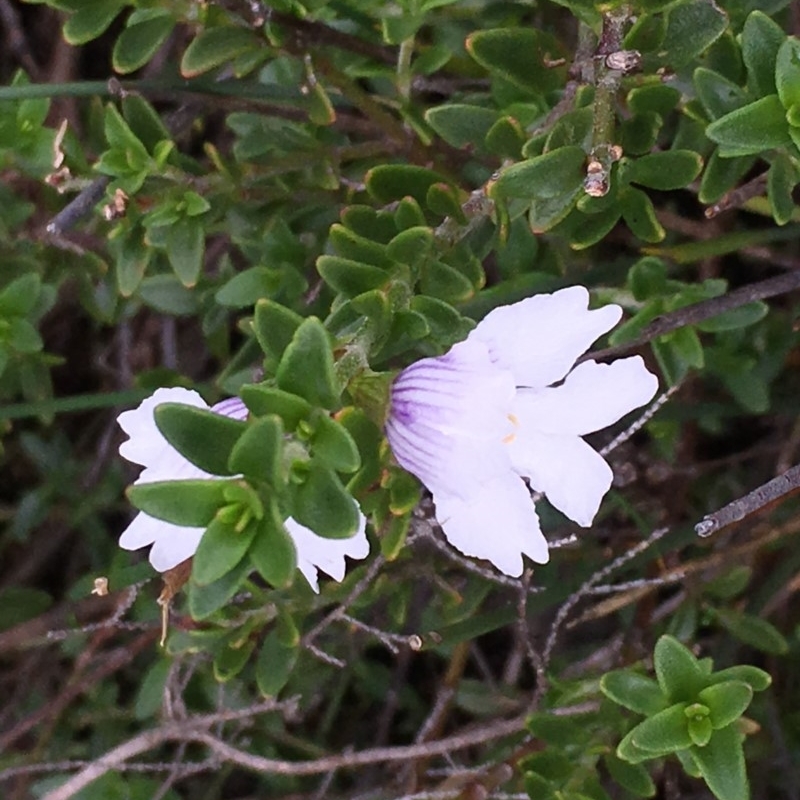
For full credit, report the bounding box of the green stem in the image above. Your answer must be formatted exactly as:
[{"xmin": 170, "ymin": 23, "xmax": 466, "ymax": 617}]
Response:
[
  {"xmin": 397, "ymin": 36, "xmax": 415, "ymax": 102},
  {"xmin": 585, "ymin": 6, "xmax": 633, "ymax": 197},
  {"xmin": 0, "ymin": 388, "xmax": 151, "ymax": 421}
]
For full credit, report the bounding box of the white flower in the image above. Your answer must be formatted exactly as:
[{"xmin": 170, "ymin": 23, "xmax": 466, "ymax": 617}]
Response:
[
  {"xmin": 385, "ymin": 286, "xmax": 659, "ymax": 576},
  {"xmin": 117, "ymin": 387, "xmax": 369, "ymax": 591}
]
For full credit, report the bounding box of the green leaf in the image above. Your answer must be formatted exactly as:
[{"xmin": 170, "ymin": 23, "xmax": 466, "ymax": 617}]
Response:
[
  {"xmin": 629, "ymin": 257, "xmax": 668, "ymax": 301},
  {"xmin": 620, "ymin": 112, "xmax": 661, "ymax": 156},
  {"xmin": 659, "ymin": 0, "xmax": 727, "ymax": 69},
  {"xmin": 493, "ymin": 146, "xmax": 586, "ymax": 200},
  {"xmin": 181, "ymin": 26, "xmax": 260, "ymax": 78},
  {"xmin": 122, "ymin": 94, "xmax": 170, "ymax": 152},
  {"xmin": 654, "ymin": 635, "xmax": 705, "ymax": 702},
  {"xmin": 604, "ymin": 754, "xmax": 656, "ymax": 798},
  {"xmin": 617, "ymin": 728, "xmax": 656, "ymax": 765},
  {"xmin": 768, "ymin": 152, "xmax": 799, "ymax": 225},
  {"xmin": 526, "ymin": 713, "xmax": 593, "ymax": 748},
  {"xmin": 188, "ymin": 556, "xmax": 251, "ymax": 620},
  {"xmin": 426, "ymin": 182, "xmax": 465, "ymax": 219},
  {"xmin": 127, "ymin": 479, "xmax": 229, "ymax": 526},
  {"xmin": 249, "ymin": 504, "xmax": 297, "ymax": 587},
  {"xmin": 621, "ymin": 187, "xmax": 665, "ymax": 243},
  {"xmin": 276, "ymin": 317, "xmax": 340, "ymax": 409},
  {"xmin": 465, "ymin": 28, "xmax": 565, "ymax": 94},
  {"xmin": 134, "ymin": 659, "xmax": 170, "ymax": 720},
  {"xmin": 154, "ymin": 402, "xmax": 246, "ymax": 475},
  {"xmin": 104, "ymin": 102, "xmax": 149, "ymax": 157},
  {"xmin": 342, "ymin": 204, "xmax": 398, "ymax": 242},
  {"xmin": 741, "ymin": 11, "xmax": 785, "ymax": 98},
  {"xmin": 214, "ymin": 637, "xmax": 255, "ymax": 682},
  {"xmin": 710, "ymin": 607, "xmax": 789, "ymax": 654},
  {"xmin": 113, "ymin": 11, "xmax": 175, "ymax": 74},
  {"xmin": 692, "ymin": 724, "xmax": 749, "ymax": 800},
  {"xmin": 308, "ymin": 411, "xmax": 360, "ymax": 473},
  {"xmin": 9, "ymin": 318, "xmax": 42, "ymax": 353},
  {"xmin": 317, "ymin": 255, "xmax": 389, "ymax": 297},
  {"xmin": 256, "ymin": 629, "xmax": 298, "ymax": 696},
  {"xmin": 566, "ymin": 206, "xmax": 621, "ymax": 249},
  {"xmin": 63, "ymin": 0, "xmax": 125, "ymax": 45},
  {"xmin": 776, "ymin": 37, "xmax": 800, "ymax": 111},
  {"xmin": 411, "ymin": 295, "xmax": 470, "ymax": 343},
  {"xmin": 706, "ymin": 95, "xmax": 792, "ymax": 157},
  {"xmin": 485, "ymin": 115, "xmax": 526, "ymax": 158},
  {"xmin": 389, "ymin": 469, "xmax": 421, "ymax": 514},
  {"xmin": 698, "ymin": 151, "xmax": 755, "ymax": 204},
  {"xmin": 228, "ymin": 415, "xmax": 283, "ymax": 485},
  {"xmin": 193, "ymin": 517, "xmax": 256, "ymax": 585},
  {"xmin": 654, "ymin": 325, "xmax": 704, "ymax": 383},
  {"xmin": 687, "ymin": 712, "xmax": 714, "ymax": 747},
  {"xmin": 0, "ymin": 273, "xmax": 41, "ymax": 316},
  {"xmin": 629, "ymin": 703, "xmax": 692, "ymax": 754},
  {"xmin": 694, "ymin": 68, "xmax": 748, "ymax": 120},
  {"xmin": 707, "ymin": 665, "xmax": 771, "ymax": 693},
  {"xmin": 165, "ymin": 217, "xmax": 204, "ymax": 288},
  {"xmin": 628, "ymin": 85, "xmax": 681, "ymax": 117},
  {"xmin": 601, "ymin": 670, "xmax": 668, "ymax": 716},
  {"xmin": 378, "ymin": 511, "xmax": 411, "ymax": 560},
  {"xmin": 253, "ymin": 299, "xmax": 304, "ymax": 366},
  {"xmin": 698, "ymin": 682, "xmax": 753, "ymax": 730},
  {"xmin": 529, "ymin": 188, "xmax": 583, "ymax": 233},
  {"xmin": 365, "ymin": 164, "xmax": 452, "ymax": 205},
  {"xmin": 305, "ymin": 79, "xmax": 335, "ymax": 125},
  {"xmin": 216, "ymin": 267, "xmax": 283, "ymax": 307},
  {"xmin": 288, "ymin": 461, "xmax": 359, "ymax": 539},
  {"xmin": 420, "ymin": 259, "xmax": 475, "ymax": 303},
  {"xmin": 625, "ymin": 151, "xmax": 703, "ymax": 190},
  {"xmin": 425, "ymin": 104, "xmax": 498, "ymax": 149},
  {"xmin": 138, "ymin": 274, "xmax": 198, "ymax": 315},
  {"xmin": 241, "ymin": 384, "xmax": 312, "ymax": 430},
  {"xmin": 387, "ymin": 227, "xmax": 434, "ymax": 271},
  {"xmin": 695, "ymin": 301, "xmax": 768, "ymax": 331},
  {"xmin": 329, "ymin": 224, "xmax": 394, "ymax": 269},
  {"xmin": 625, "ymin": 11, "xmax": 666, "ymax": 52},
  {"xmin": 703, "ymin": 566, "xmax": 751, "ymax": 600}
]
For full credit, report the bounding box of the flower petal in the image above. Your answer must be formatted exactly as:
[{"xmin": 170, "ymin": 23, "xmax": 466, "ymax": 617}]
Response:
[
  {"xmin": 286, "ymin": 512, "xmax": 370, "ymax": 592},
  {"xmin": 513, "ymin": 357, "xmax": 659, "ymax": 436},
  {"xmin": 508, "ymin": 430, "xmax": 613, "ymax": 527},
  {"xmin": 119, "ymin": 512, "xmax": 204, "ymax": 572},
  {"xmin": 211, "ymin": 396, "xmax": 249, "ymax": 421},
  {"xmin": 118, "ymin": 387, "xmax": 208, "ymax": 467},
  {"xmin": 433, "ymin": 476, "xmax": 549, "ymax": 576},
  {"xmin": 386, "ymin": 339, "xmax": 515, "ymax": 499},
  {"xmin": 469, "ymin": 286, "xmax": 622, "ymax": 389},
  {"xmin": 147, "ymin": 524, "xmax": 205, "ymax": 572}
]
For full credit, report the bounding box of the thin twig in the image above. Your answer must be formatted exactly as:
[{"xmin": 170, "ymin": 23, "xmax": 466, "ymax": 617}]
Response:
[
  {"xmin": 302, "ymin": 555, "xmax": 386, "ymax": 647},
  {"xmin": 515, "ymin": 569, "xmax": 546, "ymax": 707},
  {"xmin": 39, "ymin": 713, "xmax": 529, "ymax": 800},
  {"xmin": 599, "ymin": 383, "xmax": 682, "ymax": 458},
  {"xmin": 586, "ymin": 270, "xmax": 800, "ymax": 363},
  {"xmin": 705, "ymin": 172, "xmax": 768, "ymax": 218},
  {"xmin": 542, "ymin": 527, "xmax": 671, "ymax": 667},
  {"xmin": 695, "ymin": 463, "xmax": 800, "ymax": 537}
]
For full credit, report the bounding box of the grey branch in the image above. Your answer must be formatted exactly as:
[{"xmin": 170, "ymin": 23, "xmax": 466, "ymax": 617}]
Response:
[
  {"xmin": 695, "ymin": 463, "xmax": 800, "ymax": 537},
  {"xmin": 586, "ymin": 269, "xmax": 800, "ymax": 363},
  {"xmin": 39, "ymin": 714, "xmax": 528, "ymax": 800}
]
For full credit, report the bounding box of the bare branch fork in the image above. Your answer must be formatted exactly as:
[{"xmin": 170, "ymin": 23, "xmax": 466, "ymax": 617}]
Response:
[{"xmin": 37, "ymin": 713, "xmax": 529, "ymax": 800}]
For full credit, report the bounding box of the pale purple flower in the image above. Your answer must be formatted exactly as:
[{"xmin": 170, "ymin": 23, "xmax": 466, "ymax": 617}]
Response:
[
  {"xmin": 118, "ymin": 387, "xmax": 369, "ymax": 591},
  {"xmin": 385, "ymin": 286, "xmax": 659, "ymax": 576}
]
